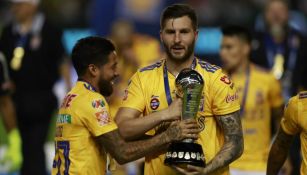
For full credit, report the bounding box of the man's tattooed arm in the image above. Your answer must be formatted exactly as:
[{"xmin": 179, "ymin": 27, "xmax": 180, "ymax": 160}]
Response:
[
  {"xmin": 202, "ymin": 110, "xmax": 243, "ymax": 174},
  {"xmin": 267, "ymin": 127, "xmax": 294, "ymax": 175},
  {"xmin": 173, "ymin": 111, "xmax": 243, "ymax": 175},
  {"xmin": 96, "ymin": 119, "xmax": 200, "ymax": 164}
]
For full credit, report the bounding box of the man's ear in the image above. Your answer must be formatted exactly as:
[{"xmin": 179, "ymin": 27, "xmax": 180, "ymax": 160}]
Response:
[
  {"xmin": 88, "ymin": 64, "xmax": 99, "ymax": 77},
  {"xmin": 160, "ymin": 30, "xmax": 164, "ymax": 43}
]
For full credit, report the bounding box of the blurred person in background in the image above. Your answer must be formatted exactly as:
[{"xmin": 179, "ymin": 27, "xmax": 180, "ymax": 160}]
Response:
[
  {"xmin": 0, "ymin": 0, "xmax": 71, "ymax": 174},
  {"xmin": 251, "ymin": 1, "xmax": 307, "ymax": 174},
  {"xmin": 108, "ymin": 19, "xmax": 161, "ymax": 117},
  {"xmin": 220, "ymin": 25, "xmax": 290, "ymax": 175},
  {"xmin": 251, "ymin": 0, "xmax": 307, "ymax": 100},
  {"xmin": 0, "ymin": 52, "xmax": 22, "ymax": 173}
]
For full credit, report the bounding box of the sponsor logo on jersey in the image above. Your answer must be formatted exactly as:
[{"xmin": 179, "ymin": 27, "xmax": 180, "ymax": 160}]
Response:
[
  {"xmin": 226, "ymin": 93, "xmax": 238, "ymax": 103},
  {"xmin": 95, "ymin": 110, "xmax": 111, "ymax": 126},
  {"xmin": 56, "ymin": 114, "xmax": 72, "ymax": 124},
  {"xmin": 92, "ymin": 99, "xmax": 105, "ymax": 109},
  {"xmin": 150, "ymin": 96, "xmax": 160, "ymax": 110},
  {"xmin": 220, "ymin": 75, "xmax": 232, "ymax": 85}
]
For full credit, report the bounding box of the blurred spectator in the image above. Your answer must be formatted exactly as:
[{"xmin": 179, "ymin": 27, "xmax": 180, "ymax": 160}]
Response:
[
  {"xmin": 220, "ymin": 25, "xmax": 290, "ymax": 175},
  {"xmin": 251, "ymin": 1, "xmax": 307, "ymax": 175},
  {"xmin": 90, "ymin": 0, "xmax": 181, "ymax": 38},
  {"xmin": 0, "ymin": 0, "xmax": 70, "ymax": 174},
  {"xmin": 0, "ymin": 52, "xmax": 22, "ymax": 173},
  {"xmin": 108, "ymin": 19, "xmax": 161, "ymax": 118},
  {"xmin": 251, "ymin": 0, "xmax": 307, "ymax": 100},
  {"xmin": 186, "ymin": 0, "xmax": 257, "ymax": 27}
]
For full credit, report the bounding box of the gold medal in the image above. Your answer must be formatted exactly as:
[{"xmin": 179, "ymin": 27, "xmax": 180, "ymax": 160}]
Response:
[
  {"xmin": 271, "ymin": 54, "xmax": 284, "ymax": 80},
  {"xmin": 10, "ymin": 47, "xmax": 25, "ymax": 71}
]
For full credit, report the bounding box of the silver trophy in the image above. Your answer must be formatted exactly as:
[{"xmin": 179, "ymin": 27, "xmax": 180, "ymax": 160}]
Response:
[{"xmin": 164, "ymin": 68, "xmax": 205, "ymax": 167}]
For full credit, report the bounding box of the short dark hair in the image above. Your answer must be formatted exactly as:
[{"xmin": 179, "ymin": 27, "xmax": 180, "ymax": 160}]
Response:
[
  {"xmin": 221, "ymin": 25, "xmax": 252, "ymax": 44},
  {"xmin": 71, "ymin": 36, "xmax": 115, "ymax": 76},
  {"xmin": 160, "ymin": 4, "xmax": 198, "ymax": 30}
]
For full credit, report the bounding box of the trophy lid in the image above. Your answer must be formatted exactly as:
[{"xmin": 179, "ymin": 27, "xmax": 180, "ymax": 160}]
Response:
[{"xmin": 175, "ymin": 68, "xmax": 204, "ymax": 86}]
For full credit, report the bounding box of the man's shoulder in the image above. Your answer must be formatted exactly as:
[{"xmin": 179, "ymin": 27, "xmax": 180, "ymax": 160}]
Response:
[
  {"xmin": 139, "ymin": 59, "xmax": 163, "ymax": 73},
  {"xmin": 196, "ymin": 58, "xmax": 221, "ymax": 74},
  {"xmin": 69, "ymin": 83, "xmax": 106, "ymax": 107}
]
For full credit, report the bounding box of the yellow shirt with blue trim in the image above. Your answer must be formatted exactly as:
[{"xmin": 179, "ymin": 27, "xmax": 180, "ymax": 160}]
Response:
[
  {"xmin": 281, "ymin": 91, "xmax": 307, "ymax": 175},
  {"xmin": 51, "ymin": 81, "xmax": 117, "ymax": 175},
  {"xmin": 230, "ymin": 64, "xmax": 284, "ymax": 171},
  {"xmin": 121, "ymin": 58, "xmax": 240, "ymax": 175}
]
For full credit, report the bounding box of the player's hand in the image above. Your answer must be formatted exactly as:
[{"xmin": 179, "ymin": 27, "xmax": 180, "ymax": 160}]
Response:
[
  {"xmin": 165, "ymin": 119, "xmax": 200, "ymax": 142},
  {"xmin": 155, "ymin": 121, "xmax": 171, "ymax": 134},
  {"xmin": 163, "ymin": 98, "xmax": 182, "ymax": 121},
  {"xmin": 0, "ymin": 129, "xmax": 23, "ymax": 172},
  {"xmin": 172, "ymin": 165, "xmax": 205, "ymax": 175}
]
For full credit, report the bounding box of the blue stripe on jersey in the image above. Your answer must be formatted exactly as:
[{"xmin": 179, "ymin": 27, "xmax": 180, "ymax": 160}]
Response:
[
  {"xmin": 140, "ymin": 60, "xmax": 163, "ymax": 72},
  {"xmin": 197, "ymin": 59, "xmax": 220, "ymax": 73}
]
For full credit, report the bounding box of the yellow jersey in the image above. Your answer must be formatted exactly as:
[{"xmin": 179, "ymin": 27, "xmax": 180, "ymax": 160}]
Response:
[
  {"xmin": 109, "ymin": 35, "xmax": 161, "ymax": 117},
  {"xmin": 230, "ymin": 64, "xmax": 284, "ymax": 171},
  {"xmin": 281, "ymin": 91, "xmax": 307, "ymax": 175},
  {"xmin": 52, "ymin": 81, "xmax": 117, "ymax": 175},
  {"xmin": 121, "ymin": 58, "xmax": 240, "ymax": 175}
]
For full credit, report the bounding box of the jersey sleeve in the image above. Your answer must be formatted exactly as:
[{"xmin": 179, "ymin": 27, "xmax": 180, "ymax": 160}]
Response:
[
  {"xmin": 210, "ymin": 69, "xmax": 240, "ymax": 115},
  {"xmin": 121, "ymin": 72, "xmax": 146, "ymax": 112},
  {"xmin": 79, "ymin": 97, "xmax": 117, "ymax": 137},
  {"xmin": 268, "ymin": 75, "xmax": 284, "ymax": 108},
  {"xmin": 280, "ymin": 97, "xmax": 300, "ymax": 135}
]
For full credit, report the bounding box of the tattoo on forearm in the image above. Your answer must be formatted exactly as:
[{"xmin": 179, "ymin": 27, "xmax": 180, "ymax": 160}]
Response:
[
  {"xmin": 97, "ymin": 129, "xmax": 170, "ymax": 164},
  {"xmin": 267, "ymin": 128, "xmax": 294, "ymax": 175},
  {"xmin": 202, "ymin": 111, "xmax": 243, "ymax": 174}
]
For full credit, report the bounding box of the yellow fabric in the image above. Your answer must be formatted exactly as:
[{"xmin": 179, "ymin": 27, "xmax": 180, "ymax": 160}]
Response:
[
  {"xmin": 230, "ymin": 64, "xmax": 284, "ymax": 171},
  {"xmin": 109, "ymin": 35, "xmax": 161, "ymax": 117},
  {"xmin": 281, "ymin": 91, "xmax": 307, "ymax": 175},
  {"xmin": 52, "ymin": 81, "xmax": 117, "ymax": 175},
  {"xmin": 121, "ymin": 58, "xmax": 240, "ymax": 175}
]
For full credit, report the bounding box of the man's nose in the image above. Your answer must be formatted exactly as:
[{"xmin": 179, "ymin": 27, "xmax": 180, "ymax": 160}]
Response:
[{"xmin": 174, "ymin": 32, "xmax": 181, "ymax": 43}]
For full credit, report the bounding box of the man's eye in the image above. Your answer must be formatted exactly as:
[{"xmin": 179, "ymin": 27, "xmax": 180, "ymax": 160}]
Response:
[{"xmin": 166, "ymin": 30, "xmax": 175, "ymax": 34}]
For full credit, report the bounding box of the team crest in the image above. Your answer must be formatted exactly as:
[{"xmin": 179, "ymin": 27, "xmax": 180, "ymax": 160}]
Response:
[
  {"xmin": 92, "ymin": 99, "xmax": 105, "ymax": 109},
  {"xmin": 220, "ymin": 75, "xmax": 231, "ymax": 85},
  {"xmin": 150, "ymin": 96, "xmax": 160, "ymax": 110}
]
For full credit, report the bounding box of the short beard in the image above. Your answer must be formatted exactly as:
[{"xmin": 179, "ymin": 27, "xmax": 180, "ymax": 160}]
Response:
[
  {"xmin": 163, "ymin": 40, "xmax": 195, "ymax": 63},
  {"xmin": 98, "ymin": 78, "xmax": 113, "ymax": 97}
]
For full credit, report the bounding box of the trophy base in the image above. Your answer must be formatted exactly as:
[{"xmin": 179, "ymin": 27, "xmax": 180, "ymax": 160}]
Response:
[{"xmin": 164, "ymin": 142, "xmax": 205, "ymax": 167}]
